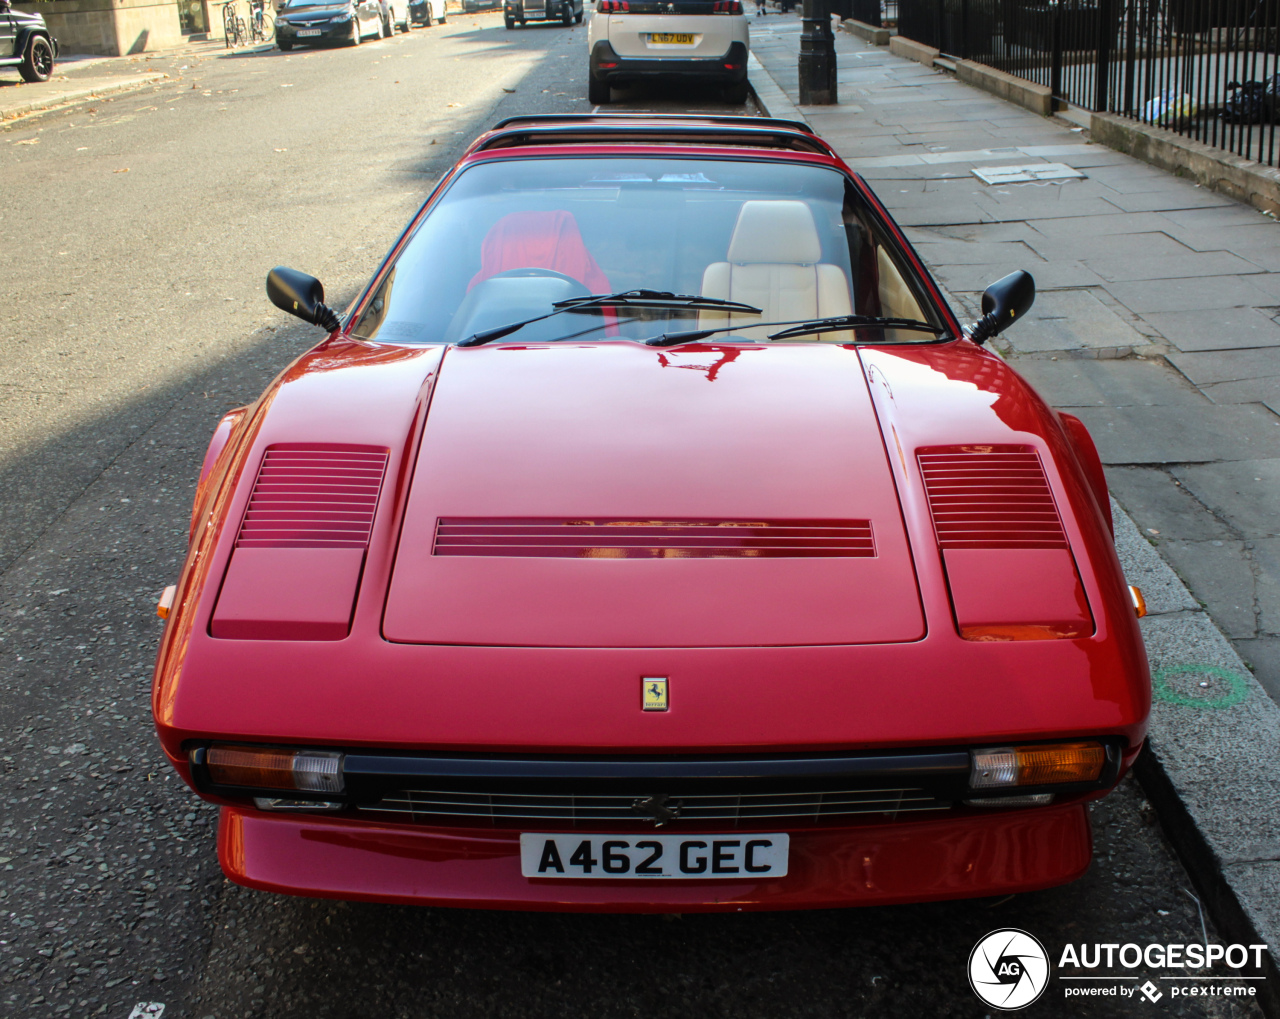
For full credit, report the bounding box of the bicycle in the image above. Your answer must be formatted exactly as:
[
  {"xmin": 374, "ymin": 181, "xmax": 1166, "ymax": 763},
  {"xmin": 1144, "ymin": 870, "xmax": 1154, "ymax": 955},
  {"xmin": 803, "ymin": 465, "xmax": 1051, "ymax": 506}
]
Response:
[
  {"xmin": 222, "ymin": 0, "xmax": 248, "ymax": 48},
  {"xmin": 248, "ymin": 0, "xmax": 274, "ymax": 42}
]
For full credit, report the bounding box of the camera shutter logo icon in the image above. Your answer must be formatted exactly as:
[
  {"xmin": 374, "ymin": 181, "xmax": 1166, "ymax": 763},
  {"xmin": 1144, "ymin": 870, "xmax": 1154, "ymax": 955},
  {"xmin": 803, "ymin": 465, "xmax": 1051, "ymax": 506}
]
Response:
[{"xmin": 968, "ymin": 929, "xmax": 1050, "ymax": 1010}]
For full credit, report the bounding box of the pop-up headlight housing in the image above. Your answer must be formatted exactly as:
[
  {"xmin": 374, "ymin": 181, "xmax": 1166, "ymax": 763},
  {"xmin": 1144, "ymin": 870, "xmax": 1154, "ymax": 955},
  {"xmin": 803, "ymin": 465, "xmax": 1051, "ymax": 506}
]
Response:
[{"xmin": 194, "ymin": 744, "xmax": 344, "ymax": 796}]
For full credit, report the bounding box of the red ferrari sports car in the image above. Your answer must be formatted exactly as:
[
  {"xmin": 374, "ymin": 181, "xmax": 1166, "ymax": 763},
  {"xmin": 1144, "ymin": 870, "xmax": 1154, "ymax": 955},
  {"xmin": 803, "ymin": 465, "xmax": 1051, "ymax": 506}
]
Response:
[{"xmin": 152, "ymin": 114, "xmax": 1151, "ymax": 912}]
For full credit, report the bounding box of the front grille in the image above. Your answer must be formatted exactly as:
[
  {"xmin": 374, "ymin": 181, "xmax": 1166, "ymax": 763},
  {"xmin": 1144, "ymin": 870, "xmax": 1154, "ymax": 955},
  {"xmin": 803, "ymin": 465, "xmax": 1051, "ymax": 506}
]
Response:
[
  {"xmin": 432, "ymin": 517, "xmax": 876, "ymax": 559},
  {"xmin": 357, "ymin": 786, "xmax": 950, "ymax": 826}
]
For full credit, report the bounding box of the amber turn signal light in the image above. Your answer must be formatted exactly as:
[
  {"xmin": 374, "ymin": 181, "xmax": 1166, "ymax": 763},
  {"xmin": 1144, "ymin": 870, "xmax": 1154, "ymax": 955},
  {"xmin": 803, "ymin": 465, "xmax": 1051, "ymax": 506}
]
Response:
[
  {"xmin": 970, "ymin": 741, "xmax": 1106, "ymax": 789},
  {"xmin": 156, "ymin": 585, "xmax": 176, "ymax": 620},
  {"xmin": 202, "ymin": 745, "xmax": 344, "ymax": 794},
  {"xmin": 1130, "ymin": 585, "xmax": 1147, "ymax": 618}
]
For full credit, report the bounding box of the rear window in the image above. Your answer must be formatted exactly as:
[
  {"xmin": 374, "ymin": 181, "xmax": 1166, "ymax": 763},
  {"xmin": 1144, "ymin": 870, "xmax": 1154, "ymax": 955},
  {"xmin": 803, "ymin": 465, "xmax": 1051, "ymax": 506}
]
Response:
[{"xmin": 352, "ymin": 156, "xmax": 942, "ymax": 346}]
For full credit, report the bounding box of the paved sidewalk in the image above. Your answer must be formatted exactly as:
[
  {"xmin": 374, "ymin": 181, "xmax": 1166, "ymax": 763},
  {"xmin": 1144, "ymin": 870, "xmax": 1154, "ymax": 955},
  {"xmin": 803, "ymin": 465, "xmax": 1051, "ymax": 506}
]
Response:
[
  {"xmin": 751, "ymin": 15, "xmax": 1280, "ymax": 705},
  {"xmin": 0, "ymin": 38, "xmax": 273, "ymax": 123}
]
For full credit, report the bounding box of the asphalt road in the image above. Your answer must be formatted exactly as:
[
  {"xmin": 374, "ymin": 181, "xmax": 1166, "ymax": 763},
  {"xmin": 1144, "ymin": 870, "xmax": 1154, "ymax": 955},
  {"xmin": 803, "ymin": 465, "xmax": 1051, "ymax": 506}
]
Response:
[{"xmin": 0, "ymin": 14, "xmax": 1265, "ymax": 1019}]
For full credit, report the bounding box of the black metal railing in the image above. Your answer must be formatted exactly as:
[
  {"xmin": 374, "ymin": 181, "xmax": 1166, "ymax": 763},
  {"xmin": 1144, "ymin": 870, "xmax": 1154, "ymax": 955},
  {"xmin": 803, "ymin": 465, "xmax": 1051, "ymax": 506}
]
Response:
[{"xmin": 897, "ymin": 0, "xmax": 1280, "ymax": 166}]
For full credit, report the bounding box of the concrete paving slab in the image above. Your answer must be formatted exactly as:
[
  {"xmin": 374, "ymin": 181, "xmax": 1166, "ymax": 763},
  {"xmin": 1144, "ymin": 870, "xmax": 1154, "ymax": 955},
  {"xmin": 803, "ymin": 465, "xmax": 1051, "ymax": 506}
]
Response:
[
  {"xmin": 1158, "ymin": 539, "xmax": 1258, "ymax": 637},
  {"xmin": 935, "ymin": 260, "xmax": 1104, "ymax": 292},
  {"xmin": 1072, "ymin": 403, "xmax": 1280, "ymax": 464},
  {"xmin": 1111, "ymin": 498, "xmax": 1202, "ymax": 614},
  {"xmin": 1106, "ymin": 276, "xmax": 1280, "ymax": 313},
  {"xmin": 1101, "ymin": 188, "xmax": 1239, "ymax": 214},
  {"xmin": 1013, "ymin": 355, "xmax": 1207, "ymax": 406},
  {"xmin": 1163, "ymin": 222, "xmax": 1280, "ymax": 253},
  {"xmin": 1021, "ymin": 230, "xmax": 1193, "ymax": 263},
  {"xmin": 1024, "ymin": 210, "xmax": 1181, "ymax": 237},
  {"xmin": 1001, "ymin": 289, "xmax": 1149, "ymax": 354},
  {"xmin": 1159, "ymin": 204, "xmax": 1275, "ymax": 230},
  {"xmin": 1202, "ymin": 376, "xmax": 1280, "ymax": 406},
  {"xmin": 1168, "ymin": 347, "xmax": 1280, "ymax": 386},
  {"xmin": 1107, "ymin": 466, "xmax": 1237, "ymax": 541},
  {"xmin": 908, "ymin": 238, "xmax": 1044, "ymax": 266},
  {"xmin": 972, "ymin": 193, "xmax": 1126, "ymax": 221},
  {"xmin": 1143, "ymin": 307, "xmax": 1280, "ymax": 352},
  {"xmin": 1085, "ymin": 251, "xmax": 1265, "ymax": 284},
  {"xmin": 1173, "ymin": 460, "xmax": 1280, "ymax": 538},
  {"xmin": 1254, "ymin": 537, "xmax": 1280, "ymax": 635},
  {"xmin": 1234, "ymin": 636, "xmax": 1280, "ymax": 703}
]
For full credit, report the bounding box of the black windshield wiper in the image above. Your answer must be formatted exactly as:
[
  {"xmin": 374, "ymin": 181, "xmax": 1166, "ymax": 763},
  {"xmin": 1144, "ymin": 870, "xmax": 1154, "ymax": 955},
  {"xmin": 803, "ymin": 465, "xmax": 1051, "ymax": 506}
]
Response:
[
  {"xmin": 642, "ymin": 314, "xmax": 946, "ymax": 348},
  {"xmin": 768, "ymin": 315, "xmax": 946, "ymax": 341},
  {"xmin": 456, "ymin": 290, "xmax": 763, "ymax": 347}
]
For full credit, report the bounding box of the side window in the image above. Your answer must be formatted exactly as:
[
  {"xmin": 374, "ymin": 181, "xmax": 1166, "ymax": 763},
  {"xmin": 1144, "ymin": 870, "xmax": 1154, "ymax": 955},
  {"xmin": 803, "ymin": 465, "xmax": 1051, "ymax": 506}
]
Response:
[{"xmin": 875, "ymin": 247, "xmax": 925, "ymax": 321}]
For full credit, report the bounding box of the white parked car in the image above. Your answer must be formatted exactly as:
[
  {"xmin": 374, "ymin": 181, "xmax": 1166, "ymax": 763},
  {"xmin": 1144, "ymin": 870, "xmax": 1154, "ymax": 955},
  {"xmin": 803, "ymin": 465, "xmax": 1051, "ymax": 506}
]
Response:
[{"xmin": 587, "ymin": 0, "xmax": 749, "ymax": 105}]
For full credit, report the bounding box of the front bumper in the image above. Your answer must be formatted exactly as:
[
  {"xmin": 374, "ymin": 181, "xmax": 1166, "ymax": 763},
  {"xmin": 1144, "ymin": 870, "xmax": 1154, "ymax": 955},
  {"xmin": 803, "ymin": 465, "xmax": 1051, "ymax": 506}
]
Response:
[
  {"xmin": 218, "ymin": 801, "xmax": 1092, "ymax": 911},
  {"xmin": 590, "ymin": 39, "xmax": 748, "ymax": 85},
  {"xmin": 505, "ymin": 0, "xmax": 571, "ymax": 18},
  {"xmin": 275, "ymin": 18, "xmax": 353, "ymax": 42}
]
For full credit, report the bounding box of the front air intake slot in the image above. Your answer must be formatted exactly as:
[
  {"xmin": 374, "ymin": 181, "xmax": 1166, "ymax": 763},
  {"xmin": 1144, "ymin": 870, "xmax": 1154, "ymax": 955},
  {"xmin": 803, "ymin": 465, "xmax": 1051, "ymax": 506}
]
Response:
[
  {"xmin": 211, "ymin": 444, "xmax": 390, "ymax": 641},
  {"xmin": 917, "ymin": 445, "xmax": 1092, "ymax": 641},
  {"xmin": 432, "ymin": 518, "xmax": 876, "ymax": 559},
  {"xmin": 917, "ymin": 447, "xmax": 1066, "ymax": 550},
  {"xmin": 235, "ymin": 447, "xmax": 389, "ymax": 548}
]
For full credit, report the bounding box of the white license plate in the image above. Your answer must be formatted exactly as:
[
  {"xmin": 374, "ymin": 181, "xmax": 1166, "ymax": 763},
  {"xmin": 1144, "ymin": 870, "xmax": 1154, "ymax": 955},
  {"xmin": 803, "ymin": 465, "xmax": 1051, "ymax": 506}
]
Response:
[
  {"xmin": 520, "ymin": 833, "xmax": 789, "ymax": 879},
  {"xmin": 297, "ymin": 27, "xmax": 323, "ymax": 35},
  {"xmin": 649, "ymin": 32, "xmax": 695, "ymax": 43}
]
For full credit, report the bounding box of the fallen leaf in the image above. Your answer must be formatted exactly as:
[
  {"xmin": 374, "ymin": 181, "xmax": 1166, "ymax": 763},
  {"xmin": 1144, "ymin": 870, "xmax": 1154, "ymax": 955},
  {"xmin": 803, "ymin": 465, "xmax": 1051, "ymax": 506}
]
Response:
[
  {"xmin": 274, "ymin": 147, "xmax": 287, "ymax": 152},
  {"xmin": 280, "ymin": 83, "xmax": 294, "ymax": 87},
  {"xmin": 14, "ymin": 138, "xmax": 39, "ymax": 145},
  {"xmin": 114, "ymin": 168, "xmax": 129, "ymax": 173},
  {"xmin": 501, "ymin": 87, "xmax": 515, "ymax": 92},
  {"xmin": 447, "ymin": 102, "xmax": 460, "ymax": 107}
]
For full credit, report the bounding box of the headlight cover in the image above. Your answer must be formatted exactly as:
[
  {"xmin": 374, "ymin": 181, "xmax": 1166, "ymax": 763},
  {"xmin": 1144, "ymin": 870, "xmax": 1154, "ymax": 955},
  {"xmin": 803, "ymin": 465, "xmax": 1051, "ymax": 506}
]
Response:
[
  {"xmin": 200, "ymin": 744, "xmax": 345, "ymax": 794},
  {"xmin": 969, "ymin": 741, "xmax": 1105, "ymax": 789}
]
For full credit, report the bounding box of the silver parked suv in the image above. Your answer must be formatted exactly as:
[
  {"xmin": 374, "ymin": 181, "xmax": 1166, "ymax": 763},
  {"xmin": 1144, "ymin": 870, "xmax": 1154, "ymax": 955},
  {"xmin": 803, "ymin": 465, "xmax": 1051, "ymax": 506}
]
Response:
[{"xmin": 586, "ymin": 0, "xmax": 749, "ymax": 105}]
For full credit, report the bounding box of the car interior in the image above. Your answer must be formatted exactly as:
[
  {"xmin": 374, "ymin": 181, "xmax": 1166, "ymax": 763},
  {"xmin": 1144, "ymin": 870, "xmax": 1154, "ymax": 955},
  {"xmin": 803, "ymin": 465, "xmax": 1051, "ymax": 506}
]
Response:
[{"xmin": 351, "ymin": 158, "xmax": 937, "ymax": 346}]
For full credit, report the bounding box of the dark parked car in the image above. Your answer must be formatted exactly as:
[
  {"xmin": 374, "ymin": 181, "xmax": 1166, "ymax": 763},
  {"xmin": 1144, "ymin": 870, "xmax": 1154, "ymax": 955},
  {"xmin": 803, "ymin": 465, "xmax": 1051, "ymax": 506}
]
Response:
[
  {"xmin": 504, "ymin": 0, "xmax": 582, "ymax": 27},
  {"xmin": 461, "ymin": 0, "xmax": 501, "ymax": 11},
  {"xmin": 275, "ymin": 0, "xmax": 384, "ymax": 48},
  {"xmin": 0, "ymin": 0, "xmax": 57, "ymax": 83}
]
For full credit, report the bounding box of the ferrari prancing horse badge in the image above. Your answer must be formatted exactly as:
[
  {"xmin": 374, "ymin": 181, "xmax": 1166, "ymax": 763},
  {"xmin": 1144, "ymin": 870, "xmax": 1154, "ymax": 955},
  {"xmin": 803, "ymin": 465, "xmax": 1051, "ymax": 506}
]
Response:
[{"xmin": 642, "ymin": 677, "xmax": 668, "ymax": 712}]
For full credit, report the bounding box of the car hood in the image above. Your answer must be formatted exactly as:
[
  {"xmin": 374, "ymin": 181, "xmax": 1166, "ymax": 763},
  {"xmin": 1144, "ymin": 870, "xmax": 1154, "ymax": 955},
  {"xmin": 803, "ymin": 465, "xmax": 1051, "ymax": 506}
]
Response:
[
  {"xmin": 11, "ymin": 9, "xmax": 49, "ymax": 27},
  {"xmin": 382, "ymin": 342, "xmax": 925, "ymax": 647}
]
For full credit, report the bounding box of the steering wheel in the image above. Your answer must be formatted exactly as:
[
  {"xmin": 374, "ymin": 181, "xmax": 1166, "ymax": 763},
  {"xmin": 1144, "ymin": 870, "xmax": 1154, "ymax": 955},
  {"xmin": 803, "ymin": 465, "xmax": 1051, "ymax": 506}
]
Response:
[{"xmin": 485, "ymin": 267, "xmax": 589, "ymax": 292}]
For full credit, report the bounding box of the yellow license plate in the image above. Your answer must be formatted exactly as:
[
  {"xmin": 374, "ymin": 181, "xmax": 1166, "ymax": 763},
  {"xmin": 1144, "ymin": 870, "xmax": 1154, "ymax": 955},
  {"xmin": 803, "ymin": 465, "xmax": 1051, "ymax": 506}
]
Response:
[{"xmin": 650, "ymin": 32, "xmax": 695, "ymax": 43}]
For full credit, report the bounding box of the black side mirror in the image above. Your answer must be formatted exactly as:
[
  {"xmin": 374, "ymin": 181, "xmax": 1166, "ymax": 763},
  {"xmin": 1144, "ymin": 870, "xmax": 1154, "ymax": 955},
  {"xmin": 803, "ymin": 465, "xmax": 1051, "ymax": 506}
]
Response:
[
  {"xmin": 967, "ymin": 270, "xmax": 1035, "ymax": 345},
  {"xmin": 266, "ymin": 266, "xmax": 341, "ymax": 332}
]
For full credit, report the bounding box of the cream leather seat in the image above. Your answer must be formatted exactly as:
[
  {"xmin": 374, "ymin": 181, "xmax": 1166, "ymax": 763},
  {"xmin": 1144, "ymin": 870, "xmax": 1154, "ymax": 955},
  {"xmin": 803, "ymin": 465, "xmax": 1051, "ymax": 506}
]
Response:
[{"xmin": 699, "ymin": 200, "xmax": 853, "ymax": 340}]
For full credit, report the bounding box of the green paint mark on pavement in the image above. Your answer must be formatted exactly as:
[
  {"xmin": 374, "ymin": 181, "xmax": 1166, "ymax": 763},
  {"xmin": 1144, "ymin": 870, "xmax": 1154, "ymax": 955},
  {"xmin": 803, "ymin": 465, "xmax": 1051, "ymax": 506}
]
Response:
[{"xmin": 1152, "ymin": 664, "xmax": 1250, "ymax": 709}]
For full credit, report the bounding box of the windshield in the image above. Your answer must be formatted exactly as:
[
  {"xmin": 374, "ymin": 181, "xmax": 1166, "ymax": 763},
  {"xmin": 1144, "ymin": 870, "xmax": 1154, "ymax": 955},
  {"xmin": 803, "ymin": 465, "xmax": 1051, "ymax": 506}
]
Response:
[
  {"xmin": 351, "ymin": 156, "xmax": 945, "ymax": 345},
  {"xmin": 284, "ymin": 0, "xmax": 341, "ymax": 8}
]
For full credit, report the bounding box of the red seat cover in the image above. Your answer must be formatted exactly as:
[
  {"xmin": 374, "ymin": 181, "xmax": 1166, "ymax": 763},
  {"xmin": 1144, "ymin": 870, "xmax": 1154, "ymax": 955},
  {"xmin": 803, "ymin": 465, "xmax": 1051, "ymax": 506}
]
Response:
[{"xmin": 469, "ymin": 210, "xmax": 612, "ymax": 294}]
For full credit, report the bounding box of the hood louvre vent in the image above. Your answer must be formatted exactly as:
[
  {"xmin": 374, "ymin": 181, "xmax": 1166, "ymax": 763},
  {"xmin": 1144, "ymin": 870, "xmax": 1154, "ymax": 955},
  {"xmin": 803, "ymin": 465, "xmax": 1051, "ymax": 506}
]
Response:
[
  {"xmin": 917, "ymin": 446, "xmax": 1067, "ymax": 550},
  {"xmin": 432, "ymin": 518, "xmax": 875, "ymax": 558},
  {"xmin": 234, "ymin": 445, "xmax": 390, "ymax": 549}
]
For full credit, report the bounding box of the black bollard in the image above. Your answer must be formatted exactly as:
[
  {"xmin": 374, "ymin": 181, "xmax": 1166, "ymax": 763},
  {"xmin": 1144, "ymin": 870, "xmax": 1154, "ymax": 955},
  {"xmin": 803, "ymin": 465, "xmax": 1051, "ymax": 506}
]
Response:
[{"xmin": 798, "ymin": 0, "xmax": 837, "ymax": 104}]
